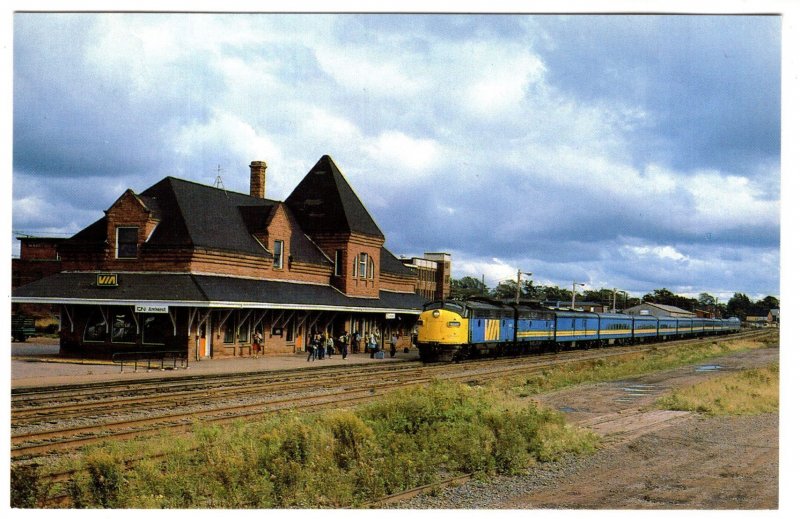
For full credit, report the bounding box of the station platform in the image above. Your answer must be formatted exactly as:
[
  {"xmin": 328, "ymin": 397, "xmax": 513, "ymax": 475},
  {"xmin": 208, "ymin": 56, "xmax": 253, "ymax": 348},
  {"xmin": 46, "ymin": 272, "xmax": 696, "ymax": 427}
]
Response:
[{"xmin": 10, "ymin": 337, "xmax": 419, "ymax": 389}]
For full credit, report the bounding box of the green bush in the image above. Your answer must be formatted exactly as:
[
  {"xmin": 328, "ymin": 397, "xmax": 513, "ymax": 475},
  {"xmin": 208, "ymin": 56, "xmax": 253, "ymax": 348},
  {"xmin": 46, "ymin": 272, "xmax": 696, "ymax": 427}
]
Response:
[{"xmin": 52, "ymin": 380, "xmax": 597, "ymax": 508}]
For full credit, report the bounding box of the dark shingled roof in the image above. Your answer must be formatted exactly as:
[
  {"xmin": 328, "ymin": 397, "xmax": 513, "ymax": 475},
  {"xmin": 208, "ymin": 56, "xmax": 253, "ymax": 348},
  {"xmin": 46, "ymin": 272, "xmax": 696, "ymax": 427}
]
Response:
[
  {"xmin": 13, "ymin": 272, "xmax": 425, "ymax": 312},
  {"xmin": 59, "ymin": 176, "xmax": 331, "ymax": 266},
  {"xmin": 142, "ymin": 177, "xmax": 273, "ymax": 256},
  {"xmin": 285, "ymin": 155, "xmax": 384, "ymax": 238},
  {"xmin": 380, "ymin": 247, "xmax": 416, "ymax": 277}
]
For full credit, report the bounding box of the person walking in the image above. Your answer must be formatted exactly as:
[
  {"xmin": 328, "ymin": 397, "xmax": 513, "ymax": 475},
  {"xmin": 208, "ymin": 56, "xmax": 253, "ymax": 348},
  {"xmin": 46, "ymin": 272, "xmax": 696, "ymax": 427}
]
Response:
[
  {"xmin": 368, "ymin": 332, "xmax": 378, "ymax": 358},
  {"xmin": 306, "ymin": 338, "xmax": 316, "ymax": 362},
  {"xmin": 390, "ymin": 332, "xmax": 398, "ymax": 358},
  {"xmin": 340, "ymin": 332, "xmax": 349, "ymax": 359},
  {"xmin": 354, "ymin": 330, "xmax": 362, "ymax": 354}
]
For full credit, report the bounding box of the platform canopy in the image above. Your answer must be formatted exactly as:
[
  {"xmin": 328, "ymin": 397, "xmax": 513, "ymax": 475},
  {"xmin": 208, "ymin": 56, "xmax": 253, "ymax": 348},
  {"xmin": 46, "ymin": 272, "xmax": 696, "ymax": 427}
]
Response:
[{"xmin": 12, "ymin": 272, "xmax": 425, "ymax": 315}]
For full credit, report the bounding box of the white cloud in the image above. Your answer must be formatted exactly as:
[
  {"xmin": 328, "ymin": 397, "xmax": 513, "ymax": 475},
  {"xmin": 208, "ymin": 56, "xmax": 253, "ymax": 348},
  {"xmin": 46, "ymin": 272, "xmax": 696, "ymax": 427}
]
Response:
[
  {"xmin": 625, "ymin": 245, "xmax": 689, "ymax": 262},
  {"xmin": 455, "ymin": 256, "xmax": 518, "ymax": 288},
  {"xmin": 685, "ymin": 169, "xmax": 779, "ymax": 229},
  {"xmin": 362, "ymin": 131, "xmax": 444, "ymax": 176}
]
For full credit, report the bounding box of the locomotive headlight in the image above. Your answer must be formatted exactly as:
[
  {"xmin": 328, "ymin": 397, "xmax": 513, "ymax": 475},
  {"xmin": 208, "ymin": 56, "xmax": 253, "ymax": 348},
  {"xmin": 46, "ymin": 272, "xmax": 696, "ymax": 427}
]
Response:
[{"xmin": 432, "ymin": 310, "xmax": 441, "ymax": 318}]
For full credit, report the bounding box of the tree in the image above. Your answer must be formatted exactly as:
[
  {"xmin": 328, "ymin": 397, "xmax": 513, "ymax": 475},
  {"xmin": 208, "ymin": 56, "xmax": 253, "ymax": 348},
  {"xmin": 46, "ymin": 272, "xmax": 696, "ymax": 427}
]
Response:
[
  {"xmin": 491, "ymin": 279, "xmax": 519, "ymax": 300},
  {"xmin": 449, "ymin": 276, "xmax": 487, "ymax": 300},
  {"xmin": 726, "ymin": 292, "xmax": 753, "ymax": 320},
  {"xmin": 698, "ymin": 293, "xmax": 717, "ymax": 307}
]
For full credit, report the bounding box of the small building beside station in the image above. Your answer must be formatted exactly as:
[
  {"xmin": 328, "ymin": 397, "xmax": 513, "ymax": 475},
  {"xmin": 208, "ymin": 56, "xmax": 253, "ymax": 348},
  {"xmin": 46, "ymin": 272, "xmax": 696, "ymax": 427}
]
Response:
[
  {"xmin": 623, "ymin": 302, "xmax": 695, "ymax": 318},
  {"xmin": 12, "ymin": 155, "xmax": 429, "ymax": 360}
]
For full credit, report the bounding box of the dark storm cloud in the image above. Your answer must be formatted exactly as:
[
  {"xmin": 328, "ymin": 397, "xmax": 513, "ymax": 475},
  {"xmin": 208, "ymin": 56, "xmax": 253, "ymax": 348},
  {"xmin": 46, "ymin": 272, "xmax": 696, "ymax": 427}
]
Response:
[
  {"xmin": 13, "ymin": 14, "xmax": 218, "ymax": 180},
  {"xmin": 10, "ymin": 13, "xmax": 781, "ymax": 299},
  {"xmin": 535, "ymin": 15, "xmax": 781, "ymax": 176}
]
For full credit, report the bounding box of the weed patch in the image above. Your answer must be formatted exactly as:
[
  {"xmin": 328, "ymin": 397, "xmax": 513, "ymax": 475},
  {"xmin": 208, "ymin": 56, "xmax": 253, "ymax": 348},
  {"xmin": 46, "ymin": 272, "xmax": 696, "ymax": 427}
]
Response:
[
  {"xmin": 656, "ymin": 363, "xmax": 778, "ymax": 416},
  {"xmin": 39, "ymin": 380, "xmax": 597, "ymax": 508}
]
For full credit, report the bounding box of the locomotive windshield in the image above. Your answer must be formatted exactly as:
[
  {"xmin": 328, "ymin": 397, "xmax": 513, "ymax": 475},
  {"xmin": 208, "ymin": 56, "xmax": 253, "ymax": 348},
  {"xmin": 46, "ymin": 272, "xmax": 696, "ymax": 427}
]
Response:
[{"xmin": 423, "ymin": 300, "xmax": 469, "ymax": 317}]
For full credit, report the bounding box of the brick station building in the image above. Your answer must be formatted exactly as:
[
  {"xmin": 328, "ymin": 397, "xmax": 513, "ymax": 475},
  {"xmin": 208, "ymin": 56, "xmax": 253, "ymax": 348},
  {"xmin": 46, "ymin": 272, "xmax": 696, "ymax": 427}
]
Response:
[{"xmin": 12, "ymin": 155, "xmax": 427, "ymax": 359}]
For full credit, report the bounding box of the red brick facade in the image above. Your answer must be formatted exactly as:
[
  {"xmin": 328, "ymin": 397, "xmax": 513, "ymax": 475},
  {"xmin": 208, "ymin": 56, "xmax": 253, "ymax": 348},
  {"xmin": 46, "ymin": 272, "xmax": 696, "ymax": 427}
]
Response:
[{"xmin": 15, "ymin": 156, "xmax": 427, "ymax": 359}]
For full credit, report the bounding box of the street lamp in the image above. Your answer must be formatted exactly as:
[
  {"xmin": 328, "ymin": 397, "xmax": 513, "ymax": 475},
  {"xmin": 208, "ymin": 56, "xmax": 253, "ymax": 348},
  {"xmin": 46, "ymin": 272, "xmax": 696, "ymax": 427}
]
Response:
[
  {"xmin": 571, "ymin": 281, "xmax": 585, "ymax": 310},
  {"xmin": 516, "ymin": 269, "xmax": 532, "ymax": 304}
]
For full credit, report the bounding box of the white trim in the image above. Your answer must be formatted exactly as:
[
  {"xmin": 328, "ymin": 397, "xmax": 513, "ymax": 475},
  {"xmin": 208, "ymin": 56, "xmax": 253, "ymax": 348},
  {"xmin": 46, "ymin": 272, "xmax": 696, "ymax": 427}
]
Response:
[{"xmin": 13, "ymin": 296, "xmax": 421, "ymax": 315}]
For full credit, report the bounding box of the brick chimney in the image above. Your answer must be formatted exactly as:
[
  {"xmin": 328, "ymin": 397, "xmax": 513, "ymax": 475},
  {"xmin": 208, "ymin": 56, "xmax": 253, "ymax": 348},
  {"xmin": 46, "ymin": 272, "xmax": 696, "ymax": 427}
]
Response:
[{"xmin": 249, "ymin": 160, "xmax": 267, "ymax": 198}]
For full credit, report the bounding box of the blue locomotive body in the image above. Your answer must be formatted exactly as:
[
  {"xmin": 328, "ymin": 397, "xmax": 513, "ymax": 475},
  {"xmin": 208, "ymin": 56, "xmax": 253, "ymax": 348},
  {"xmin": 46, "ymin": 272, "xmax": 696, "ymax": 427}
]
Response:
[{"xmin": 416, "ymin": 297, "xmax": 742, "ymax": 362}]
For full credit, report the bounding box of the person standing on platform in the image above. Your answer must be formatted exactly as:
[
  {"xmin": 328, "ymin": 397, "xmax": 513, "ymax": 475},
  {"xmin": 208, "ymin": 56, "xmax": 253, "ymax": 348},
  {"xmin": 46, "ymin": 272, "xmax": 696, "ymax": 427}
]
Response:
[
  {"xmin": 252, "ymin": 329, "xmax": 263, "ymax": 357},
  {"xmin": 325, "ymin": 334, "xmax": 334, "ymax": 358},
  {"xmin": 340, "ymin": 332, "xmax": 349, "ymax": 359},
  {"xmin": 390, "ymin": 332, "xmax": 398, "ymax": 358}
]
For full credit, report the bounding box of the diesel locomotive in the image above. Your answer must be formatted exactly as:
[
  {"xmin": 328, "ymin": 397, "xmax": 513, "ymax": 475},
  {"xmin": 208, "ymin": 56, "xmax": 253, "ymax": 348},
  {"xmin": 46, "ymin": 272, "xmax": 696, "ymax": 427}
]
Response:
[{"xmin": 415, "ymin": 297, "xmax": 741, "ymax": 362}]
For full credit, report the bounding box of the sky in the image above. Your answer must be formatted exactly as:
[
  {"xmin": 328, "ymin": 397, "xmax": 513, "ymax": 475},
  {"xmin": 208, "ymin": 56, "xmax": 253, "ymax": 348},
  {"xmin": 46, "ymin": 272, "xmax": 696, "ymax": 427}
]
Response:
[{"xmin": 7, "ymin": 5, "xmax": 790, "ymax": 303}]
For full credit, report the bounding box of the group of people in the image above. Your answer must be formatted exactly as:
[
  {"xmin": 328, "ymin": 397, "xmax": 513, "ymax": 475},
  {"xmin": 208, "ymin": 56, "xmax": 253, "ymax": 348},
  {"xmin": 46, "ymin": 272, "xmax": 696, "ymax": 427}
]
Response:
[{"xmin": 306, "ymin": 330, "xmax": 400, "ymax": 361}]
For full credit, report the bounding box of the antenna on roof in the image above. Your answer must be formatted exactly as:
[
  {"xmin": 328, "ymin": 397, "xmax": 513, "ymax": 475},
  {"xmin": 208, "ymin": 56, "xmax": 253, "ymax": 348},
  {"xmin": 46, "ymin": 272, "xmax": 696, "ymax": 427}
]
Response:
[{"xmin": 213, "ymin": 165, "xmax": 228, "ymax": 196}]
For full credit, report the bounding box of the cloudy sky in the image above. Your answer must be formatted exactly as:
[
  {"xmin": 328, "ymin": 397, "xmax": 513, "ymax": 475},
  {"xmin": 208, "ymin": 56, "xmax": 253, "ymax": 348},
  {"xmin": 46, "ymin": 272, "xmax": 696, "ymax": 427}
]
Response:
[{"xmin": 9, "ymin": 7, "xmax": 787, "ymax": 302}]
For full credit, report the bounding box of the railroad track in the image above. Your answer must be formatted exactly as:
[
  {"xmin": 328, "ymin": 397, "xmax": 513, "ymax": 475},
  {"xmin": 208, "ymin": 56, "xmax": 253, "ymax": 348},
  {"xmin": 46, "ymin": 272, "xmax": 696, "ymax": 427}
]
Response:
[
  {"xmin": 13, "ymin": 329, "xmax": 774, "ymax": 508},
  {"xmin": 12, "ymin": 330, "xmax": 770, "ymax": 462}
]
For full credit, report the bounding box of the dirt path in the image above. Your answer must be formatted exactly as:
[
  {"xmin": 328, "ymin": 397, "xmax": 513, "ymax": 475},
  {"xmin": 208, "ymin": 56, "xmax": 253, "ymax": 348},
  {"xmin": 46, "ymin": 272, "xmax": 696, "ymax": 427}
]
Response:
[
  {"xmin": 396, "ymin": 345, "xmax": 779, "ymax": 509},
  {"xmin": 508, "ymin": 346, "xmax": 780, "ymax": 509}
]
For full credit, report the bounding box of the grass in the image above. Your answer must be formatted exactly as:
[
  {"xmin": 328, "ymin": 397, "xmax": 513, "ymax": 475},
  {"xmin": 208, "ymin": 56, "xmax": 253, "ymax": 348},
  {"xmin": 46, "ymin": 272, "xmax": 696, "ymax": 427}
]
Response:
[
  {"xmin": 655, "ymin": 363, "xmax": 779, "ymax": 416},
  {"xmin": 14, "ymin": 332, "xmax": 775, "ymax": 509},
  {"xmin": 494, "ymin": 335, "xmax": 776, "ymax": 398},
  {"xmin": 18, "ymin": 381, "xmax": 598, "ymax": 509}
]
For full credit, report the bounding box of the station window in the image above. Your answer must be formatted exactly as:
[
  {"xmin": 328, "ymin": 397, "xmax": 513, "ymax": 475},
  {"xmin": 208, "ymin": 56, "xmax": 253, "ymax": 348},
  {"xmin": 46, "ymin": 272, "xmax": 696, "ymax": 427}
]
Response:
[
  {"xmin": 116, "ymin": 227, "xmax": 139, "ymax": 259},
  {"xmin": 273, "ymin": 240, "xmax": 284, "ymax": 269},
  {"xmin": 83, "ymin": 309, "xmax": 107, "ymax": 342},
  {"xmin": 223, "ymin": 319, "xmax": 235, "ymax": 343},
  {"xmin": 142, "ymin": 314, "xmax": 170, "ymax": 345},
  {"xmin": 286, "ymin": 317, "xmax": 295, "ymax": 342},
  {"xmin": 359, "ymin": 253, "xmax": 368, "ymax": 278},
  {"xmin": 334, "ymin": 249, "xmax": 344, "ymax": 276},
  {"xmin": 110, "ymin": 309, "xmax": 137, "ymax": 343}
]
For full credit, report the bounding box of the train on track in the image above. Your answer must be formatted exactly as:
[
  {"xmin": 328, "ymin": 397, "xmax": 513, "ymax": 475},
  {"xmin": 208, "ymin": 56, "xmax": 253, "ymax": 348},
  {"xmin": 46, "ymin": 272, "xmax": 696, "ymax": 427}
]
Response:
[{"xmin": 415, "ymin": 297, "xmax": 741, "ymax": 362}]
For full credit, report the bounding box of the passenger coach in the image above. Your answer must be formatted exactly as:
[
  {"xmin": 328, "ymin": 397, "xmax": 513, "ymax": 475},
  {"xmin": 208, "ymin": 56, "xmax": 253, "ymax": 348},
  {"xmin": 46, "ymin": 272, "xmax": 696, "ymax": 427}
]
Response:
[{"xmin": 416, "ymin": 298, "xmax": 741, "ymax": 362}]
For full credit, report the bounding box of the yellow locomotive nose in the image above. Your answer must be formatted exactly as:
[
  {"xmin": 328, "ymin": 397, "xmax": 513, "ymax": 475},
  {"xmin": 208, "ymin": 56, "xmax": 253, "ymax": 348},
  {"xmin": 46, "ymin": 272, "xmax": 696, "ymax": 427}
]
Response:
[{"xmin": 417, "ymin": 307, "xmax": 468, "ymax": 345}]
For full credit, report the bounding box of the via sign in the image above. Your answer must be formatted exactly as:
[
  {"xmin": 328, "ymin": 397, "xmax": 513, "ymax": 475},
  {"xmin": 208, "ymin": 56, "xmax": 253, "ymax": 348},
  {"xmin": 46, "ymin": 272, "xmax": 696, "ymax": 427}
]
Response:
[
  {"xmin": 385, "ymin": 313, "xmax": 396, "ymax": 319},
  {"xmin": 96, "ymin": 273, "xmax": 118, "ymax": 287},
  {"xmin": 135, "ymin": 304, "xmax": 169, "ymax": 314}
]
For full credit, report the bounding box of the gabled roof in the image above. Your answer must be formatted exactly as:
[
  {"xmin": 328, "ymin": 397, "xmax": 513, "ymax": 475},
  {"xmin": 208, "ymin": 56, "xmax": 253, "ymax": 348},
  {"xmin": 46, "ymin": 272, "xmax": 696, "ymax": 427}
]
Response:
[
  {"xmin": 640, "ymin": 302, "xmax": 694, "ymax": 315},
  {"xmin": 142, "ymin": 177, "xmax": 273, "ymax": 256},
  {"xmin": 60, "ymin": 176, "xmax": 331, "ymax": 266},
  {"xmin": 285, "ymin": 155, "xmax": 384, "ymax": 238}
]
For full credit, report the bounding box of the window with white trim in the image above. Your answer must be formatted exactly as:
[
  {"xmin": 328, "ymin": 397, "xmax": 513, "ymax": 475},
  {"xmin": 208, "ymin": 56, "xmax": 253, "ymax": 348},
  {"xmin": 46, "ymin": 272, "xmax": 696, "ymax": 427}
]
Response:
[
  {"xmin": 335, "ymin": 249, "xmax": 344, "ymax": 276},
  {"xmin": 273, "ymin": 240, "xmax": 284, "ymax": 269},
  {"xmin": 116, "ymin": 227, "xmax": 139, "ymax": 259}
]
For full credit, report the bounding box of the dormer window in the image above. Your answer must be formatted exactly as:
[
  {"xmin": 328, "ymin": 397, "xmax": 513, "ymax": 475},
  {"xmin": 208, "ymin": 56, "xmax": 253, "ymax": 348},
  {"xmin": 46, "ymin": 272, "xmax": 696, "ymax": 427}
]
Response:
[
  {"xmin": 273, "ymin": 240, "xmax": 284, "ymax": 269},
  {"xmin": 116, "ymin": 227, "xmax": 139, "ymax": 259}
]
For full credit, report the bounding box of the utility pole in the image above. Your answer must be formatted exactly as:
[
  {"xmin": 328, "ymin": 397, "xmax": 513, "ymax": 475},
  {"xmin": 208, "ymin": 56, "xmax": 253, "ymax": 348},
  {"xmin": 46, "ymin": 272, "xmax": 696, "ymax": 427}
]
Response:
[
  {"xmin": 516, "ymin": 269, "xmax": 532, "ymax": 304},
  {"xmin": 612, "ymin": 288, "xmax": 617, "ymax": 312},
  {"xmin": 571, "ymin": 281, "xmax": 585, "ymax": 310}
]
